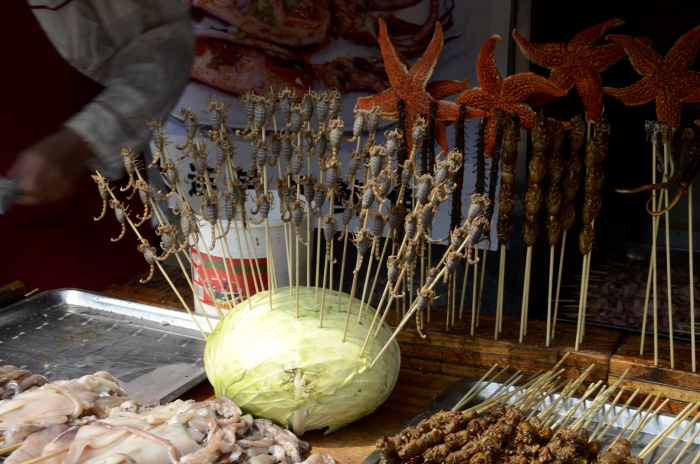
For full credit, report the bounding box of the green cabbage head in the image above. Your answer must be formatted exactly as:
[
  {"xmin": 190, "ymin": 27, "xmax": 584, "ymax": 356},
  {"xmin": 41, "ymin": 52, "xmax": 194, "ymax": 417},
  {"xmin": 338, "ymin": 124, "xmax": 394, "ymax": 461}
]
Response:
[{"xmin": 204, "ymin": 286, "xmax": 401, "ymax": 435}]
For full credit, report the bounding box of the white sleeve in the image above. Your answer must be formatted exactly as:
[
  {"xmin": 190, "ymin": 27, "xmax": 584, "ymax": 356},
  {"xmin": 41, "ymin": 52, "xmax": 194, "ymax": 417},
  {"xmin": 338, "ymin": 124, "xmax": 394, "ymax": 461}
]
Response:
[{"xmin": 31, "ymin": 0, "xmax": 194, "ymax": 179}]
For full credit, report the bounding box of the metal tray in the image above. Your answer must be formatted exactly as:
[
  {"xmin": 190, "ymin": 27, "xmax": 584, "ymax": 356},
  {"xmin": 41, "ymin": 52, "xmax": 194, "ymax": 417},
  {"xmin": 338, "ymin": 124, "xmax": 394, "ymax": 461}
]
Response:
[
  {"xmin": 0, "ymin": 289, "xmax": 216, "ymax": 404},
  {"xmin": 363, "ymin": 378, "xmax": 700, "ymax": 464}
]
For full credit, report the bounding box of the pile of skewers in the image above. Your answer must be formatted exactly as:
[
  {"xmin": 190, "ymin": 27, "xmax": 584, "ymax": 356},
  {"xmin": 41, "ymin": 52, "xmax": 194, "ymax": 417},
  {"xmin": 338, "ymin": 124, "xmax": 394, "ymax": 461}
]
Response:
[
  {"xmin": 376, "ymin": 358, "xmax": 700, "ymax": 464},
  {"xmin": 0, "ymin": 371, "xmax": 334, "ymax": 464}
]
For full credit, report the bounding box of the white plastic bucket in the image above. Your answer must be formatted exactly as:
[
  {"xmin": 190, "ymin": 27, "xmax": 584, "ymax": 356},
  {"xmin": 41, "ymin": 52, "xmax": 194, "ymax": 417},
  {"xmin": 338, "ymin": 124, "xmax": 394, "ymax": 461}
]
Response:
[{"xmin": 188, "ymin": 190, "xmax": 308, "ymax": 317}]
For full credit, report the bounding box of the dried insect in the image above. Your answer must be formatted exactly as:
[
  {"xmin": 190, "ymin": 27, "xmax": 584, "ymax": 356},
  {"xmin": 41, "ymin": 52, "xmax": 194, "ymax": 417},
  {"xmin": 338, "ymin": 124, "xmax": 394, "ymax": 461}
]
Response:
[
  {"xmin": 287, "ymin": 104, "xmax": 304, "ymax": 134},
  {"xmin": 174, "ymin": 203, "xmax": 198, "ymax": 244},
  {"xmin": 584, "ymin": 113, "xmax": 610, "ymax": 169},
  {"xmin": 434, "ymin": 149, "xmax": 462, "ymax": 187},
  {"xmin": 155, "ymin": 222, "xmax": 178, "ymax": 259},
  {"xmin": 314, "ymin": 130, "xmax": 328, "ymax": 159},
  {"xmin": 314, "ymin": 90, "xmax": 330, "ymax": 123},
  {"xmin": 144, "ymin": 116, "xmax": 164, "ymax": 168},
  {"xmin": 313, "ymin": 183, "xmax": 328, "ymax": 217},
  {"xmin": 93, "ymin": 174, "xmax": 111, "ymax": 221},
  {"xmin": 385, "ymin": 128, "xmax": 401, "ymax": 156},
  {"xmin": 324, "ymin": 155, "xmax": 342, "ymax": 195},
  {"xmin": 280, "ymin": 133, "xmax": 293, "ymax": 162},
  {"xmin": 218, "ymin": 190, "xmax": 236, "ymax": 238},
  {"xmin": 372, "ymin": 167, "xmax": 395, "ymax": 203},
  {"xmin": 290, "ymin": 200, "xmax": 307, "ymax": 245},
  {"xmin": 345, "ymin": 149, "xmax": 363, "ymax": 184},
  {"xmin": 465, "ymin": 194, "xmax": 487, "ymax": 227},
  {"xmin": 201, "ymin": 191, "xmax": 220, "ymax": 249},
  {"xmin": 412, "ymin": 116, "xmax": 426, "ymax": 150},
  {"xmin": 545, "ymin": 216, "xmax": 561, "ymax": 247},
  {"xmin": 368, "ymin": 144, "xmax": 388, "ymax": 178},
  {"xmin": 404, "ymin": 238, "xmax": 419, "ymax": 265},
  {"xmin": 443, "ymin": 251, "xmax": 465, "ymax": 283},
  {"xmin": 449, "ymin": 227, "xmax": 468, "ymax": 251},
  {"xmin": 582, "ymin": 194, "xmax": 602, "ymax": 225},
  {"xmin": 239, "ymin": 90, "xmax": 255, "ymax": 128},
  {"xmin": 351, "ymin": 106, "xmax": 366, "ymax": 141},
  {"xmin": 338, "ymin": 199, "xmax": 356, "ymax": 240},
  {"xmin": 137, "ymin": 240, "xmax": 157, "ymax": 283},
  {"xmin": 387, "ymin": 256, "xmax": 404, "ymax": 298},
  {"xmin": 183, "ymin": 147, "xmax": 210, "ymax": 196},
  {"xmin": 134, "ymin": 180, "xmax": 154, "ymax": 227},
  {"xmin": 253, "ymin": 98, "xmax": 267, "ymax": 132},
  {"xmin": 182, "ymin": 108, "xmax": 197, "ymax": 142},
  {"xmin": 109, "ymin": 199, "xmax": 128, "ymax": 242},
  {"xmin": 498, "ymin": 183, "xmax": 515, "ymax": 218},
  {"xmin": 550, "ymin": 120, "xmax": 565, "ymax": 152},
  {"xmin": 500, "ymin": 156, "xmax": 517, "ymax": 187},
  {"xmin": 545, "ymin": 185, "xmax": 562, "ymax": 217},
  {"xmin": 414, "ymin": 174, "xmax": 433, "ymax": 206},
  {"xmin": 522, "ymin": 216, "xmax": 539, "ymax": 248},
  {"xmin": 371, "ymin": 211, "xmax": 387, "ymax": 259},
  {"xmin": 301, "ymin": 174, "xmax": 317, "ymax": 204},
  {"xmin": 301, "ymin": 92, "xmax": 314, "ymax": 123},
  {"xmin": 418, "ymin": 203, "xmax": 438, "ymax": 233},
  {"xmin": 388, "ymin": 204, "xmax": 402, "ymax": 231},
  {"xmin": 465, "ymin": 214, "xmax": 486, "ymax": 263},
  {"xmin": 366, "ymin": 104, "xmax": 381, "ymax": 134},
  {"xmin": 255, "ymin": 141, "xmax": 268, "ymax": 169},
  {"xmin": 578, "ymin": 225, "xmax": 596, "ymax": 255},
  {"xmin": 531, "ymin": 111, "xmax": 551, "ymax": 153},
  {"xmin": 529, "ymin": 152, "xmax": 548, "ymax": 185},
  {"xmin": 414, "ymin": 287, "xmax": 438, "ymax": 338},
  {"xmin": 352, "ymin": 228, "xmax": 372, "ymax": 273},
  {"xmin": 425, "ymin": 267, "xmax": 440, "ymax": 287},
  {"xmin": 563, "ymin": 171, "xmax": 581, "ymax": 202},
  {"xmin": 120, "ymin": 148, "xmax": 140, "ymax": 198},
  {"xmin": 206, "ymin": 96, "xmax": 230, "ymax": 131},
  {"xmin": 290, "ymin": 147, "xmax": 304, "ymax": 178},
  {"xmin": 250, "ymin": 193, "xmax": 274, "ymax": 225},
  {"xmin": 524, "ymin": 183, "xmax": 543, "ymax": 218},
  {"xmin": 278, "ymin": 88, "xmax": 295, "ymax": 124},
  {"xmin": 569, "ymin": 115, "xmax": 587, "ymax": 154},
  {"xmin": 548, "ymin": 151, "xmax": 564, "ymax": 185},
  {"xmin": 360, "ymin": 183, "xmax": 375, "ymax": 210},
  {"xmin": 328, "ymin": 88, "xmax": 342, "ymax": 120},
  {"xmin": 328, "ymin": 118, "xmax": 346, "ymax": 153},
  {"xmin": 557, "ymin": 201, "xmax": 574, "ymax": 233},
  {"xmin": 584, "ymin": 167, "xmax": 605, "ymax": 196},
  {"xmin": 496, "ymin": 215, "xmax": 513, "ymax": 245}
]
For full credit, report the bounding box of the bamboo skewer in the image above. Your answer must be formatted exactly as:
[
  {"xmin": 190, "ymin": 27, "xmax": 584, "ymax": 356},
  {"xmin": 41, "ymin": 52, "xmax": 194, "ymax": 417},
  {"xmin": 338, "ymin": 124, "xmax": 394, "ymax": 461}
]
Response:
[
  {"xmin": 551, "ymin": 231, "xmax": 567, "ymax": 338},
  {"xmin": 670, "ymin": 410, "xmax": 700, "ymax": 464},
  {"xmin": 471, "ymin": 251, "xmax": 479, "ymax": 335},
  {"xmin": 690, "ymin": 184, "xmax": 696, "ymax": 372},
  {"xmin": 639, "ymin": 402, "xmax": 698, "ymax": 459},
  {"xmin": 590, "ymin": 387, "xmax": 626, "ymax": 440},
  {"xmin": 609, "ymin": 392, "xmax": 654, "ymax": 445},
  {"xmin": 519, "ymin": 247, "xmax": 533, "ymax": 343},
  {"xmin": 662, "ymin": 138, "xmax": 675, "ymax": 368},
  {"xmin": 575, "ymin": 253, "xmax": 589, "ymax": 351},
  {"xmin": 627, "ymin": 397, "xmax": 670, "ymax": 442},
  {"xmin": 495, "ymin": 245, "xmax": 506, "ymax": 338},
  {"xmin": 452, "ymin": 364, "xmax": 509, "ymax": 411},
  {"xmin": 546, "ymin": 245, "xmax": 555, "ymax": 346},
  {"xmin": 0, "ymin": 443, "xmax": 22, "ymax": 455},
  {"xmin": 20, "ymin": 447, "xmax": 69, "ymax": 464},
  {"xmin": 459, "ymin": 251, "xmax": 471, "ymax": 320},
  {"xmin": 476, "ymin": 241, "xmax": 489, "ymax": 324},
  {"xmin": 595, "ymin": 388, "xmax": 641, "ymax": 440}
]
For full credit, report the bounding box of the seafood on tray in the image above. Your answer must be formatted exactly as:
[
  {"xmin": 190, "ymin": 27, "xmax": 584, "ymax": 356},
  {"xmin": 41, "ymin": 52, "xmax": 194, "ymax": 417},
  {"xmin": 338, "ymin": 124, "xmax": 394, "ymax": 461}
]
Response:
[{"xmin": 0, "ymin": 371, "xmax": 335, "ymax": 464}]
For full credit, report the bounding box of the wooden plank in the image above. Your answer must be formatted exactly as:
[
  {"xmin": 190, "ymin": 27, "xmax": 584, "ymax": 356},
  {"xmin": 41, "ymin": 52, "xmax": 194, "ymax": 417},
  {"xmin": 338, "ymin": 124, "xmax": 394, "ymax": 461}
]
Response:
[{"xmin": 609, "ymin": 335, "xmax": 700, "ymax": 409}]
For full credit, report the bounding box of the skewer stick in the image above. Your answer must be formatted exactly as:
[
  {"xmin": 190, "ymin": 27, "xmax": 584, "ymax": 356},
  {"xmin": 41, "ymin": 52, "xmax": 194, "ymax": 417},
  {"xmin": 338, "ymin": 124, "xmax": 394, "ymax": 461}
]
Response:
[
  {"xmin": 662, "ymin": 141, "xmax": 675, "ymax": 367},
  {"xmin": 525, "ymin": 378, "xmax": 568, "ymax": 420},
  {"xmin": 670, "ymin": 407, "xmax": 700, "ymax": 464},
  {"xmin": 590, "ymin": 387, "xmax": 626, "ymax": 440},
  {"xmin": 595, "ymin": 388, "xmax": 641, "ymax": 440},
  {"xmin": 459, "ymin": 249, "xmax": 471, "ymax": 319},
  {"xmin": 451, "ymin": 363, "xmax": 500, "ymax": 411},
  {"xmin": 495, "ymin": 245, "xmax": 506, "ymax": 338},
  {"xmin": 546, "ymin": 245, "xmax": 555, "ymax": 346},
  {"xmin": 577, "ymin": 370, "xmax": 630, "ymax": 430},
  {"xmin": 627, "ymin": 397, "xmax": 669, "ymax": 442},
  {"xmin": 552, "ymin": 231, "xmax": 567, "ymax": 338},
  {"xmin": 609, "ymin": 392, "xmax": 654, "ymax": 445},
  {"xmin": 476, "ymin": 240, "xmax": 489, "ymax": 324},
  {"xmin": 336, "ymin": 186, "xmax": 356, "ymax": 313},
  {"xmin": 468, "ymin": 373, "xmax": 524, "ymax": 414},
  {"xmin": 519, "ymin": 246, "xmax": 533, "ymax": 343},
  {"xmin": 319, "ymin": 189, "xmax": 335, "ymax": 321},
  {"xmin": 470, "ymin": 251, "xmax": 479, "ymax": 335},
  {"xmin": 0, "ymin": 443, "xmax": 22, "ymax": 455},
  {"xmin": 641, "ymin": 141, "xmax": 661, "ymax": 360},
  {"xmin": 551, "ymin": 380, "xmax": 602, "ymax": 429},
  {"xmin": 639, "ymin": 401, "xmax": 698, "ymax": 459},
  {"xmin": 540, "ymin": 363, "xmax": 596, "ymax": 426},
  {"xmin": 358, "ymin": 240, "xmax": 378, "ymax": 320},
  {"xmin": 690, "ymin": 184, "xmax": 696, "ymax": 372},
  {"xmin": 575, "ymin": 254, "xmax": 588, "ymax": 350},
  {"xmin": 20, "ymin": 447, "xmax": 69, "ymax": 464},
  {"xmin": 451, "ymin": 269, "xmax": 457, "ymax": 327}
]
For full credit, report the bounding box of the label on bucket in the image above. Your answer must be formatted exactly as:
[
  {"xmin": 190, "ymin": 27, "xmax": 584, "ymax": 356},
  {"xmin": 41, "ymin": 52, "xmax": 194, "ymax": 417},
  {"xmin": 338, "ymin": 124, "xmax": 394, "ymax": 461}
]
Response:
[{"xmin": 190, "ymin": 247, "xmax": 268, "ymax": 305}]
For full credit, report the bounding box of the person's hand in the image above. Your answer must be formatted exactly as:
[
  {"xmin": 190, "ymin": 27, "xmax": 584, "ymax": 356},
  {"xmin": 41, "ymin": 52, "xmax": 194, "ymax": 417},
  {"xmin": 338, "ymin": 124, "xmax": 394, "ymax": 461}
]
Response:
[{"xmin": 9, "ymin": 127, "xmax": 94, "ymax": 205}]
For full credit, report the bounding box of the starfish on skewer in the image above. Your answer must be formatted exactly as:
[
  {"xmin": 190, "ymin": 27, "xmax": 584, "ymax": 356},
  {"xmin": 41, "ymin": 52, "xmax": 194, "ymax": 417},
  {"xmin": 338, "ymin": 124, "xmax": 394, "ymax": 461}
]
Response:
[
  {"xmin": 357, "ymin": 18, "xmax": 484, "ymax": 154},
  {"xmin": 513, "ymin": 18, "xmax": 632, "ymax": 121},
  {"xmin": 455, "ymin": 35, "xmax": 567, "ymax": 156},
  {"xmin": 604, "ymin": 25, "xmax": 700, "ymax": 130}
]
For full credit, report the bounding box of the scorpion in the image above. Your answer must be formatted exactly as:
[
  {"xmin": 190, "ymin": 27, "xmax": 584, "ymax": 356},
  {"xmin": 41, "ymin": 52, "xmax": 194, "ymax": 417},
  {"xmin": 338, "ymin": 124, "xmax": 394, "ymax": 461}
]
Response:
[
  {"xmin": 218, "ymin": 190, "xmax": 237, "ymax": 238},
  {"xmin": 183, "ymin": 146, "xmax": 211, "ymax": 196},
  {"xmin": 345, "ymin": 149, "xmax": 364, "ymax": 184},
  {"xmin": 359, "ymin": 182, "xmax": 375, "ymax": 211},
  {"xmin": 200, "ymin": 191, "xmax": 220, "ymax": 249},
  {"xmin": 327, "ymin": 118, "xmax": 346, "ymax": 153},
  {"xmin": 370, "ymin": 211, "xmax": 388, "ymax": 260},
  {"xmin": 433, "ymin": 150, "xmax": 462, "ymax": 191},
  {"xmin": 278, "ymin": 88, "xmax": 296, "ymax": 124},
  {"xmin": 92, "ymin": 174, "xmax": 110, "ymax": 221},
  {"xmin": 312, "ymin": 183, "xmax": 328, "ymax": 217},
  {"xmin": 134, "ymin": 180, "xmax": 154, "ymax": 227},
  {"xmin": 301, "ymin": 129, "xmax": 315, "ymax": 157},
  {"xmin": 414, "ymin": 287, "xmax": 438, "ymax": 338},
  {"xmin": 617, "ymin": 127, "xmax": 700, "ymax": 216},
  {"xmin": 173, "ymin": 202, "xmax": 199, "ymax": 245},
  {"xmin": 385, "ymin": 128, "xmax": 401, "ymax": 156},
  {"xmin": 328, "ymin": 88, "xmax": 343, "ymax": 120},
  {"xmin": 143, "ymin": 116, "xmax": 164, "ymax": 168},
  {"xmin": 120, "ymin": 148, "xmax": 140, "ymax": 198},
  {"xmin": 289, "ymin": 146, "xmax": 305, "ymax": 179},
  {"xmin": 413, "ymin": 173, "xmax": 434, "ymax": 206},
  {"xmin": 365, "ymin": 104, "xmax": 382, "ymax": 136},
  {"xmin": 301, "ymin": 91, "xmax": 314, "ymax": 124},
  {"xmin": 250, "ymin": 192, "xmax": 274, "ymax": 225},
  {"xmin": 137, "ymin": 240, "xmax": 157, "ymax": 284},
  {"xmin": 206, "ymin": 96, "xmax": 230, "ymax": 132},
  {"xmin": 314, "ymin": 129, "xmax": 328, "ymax": 159},
  {"xmin": 337, "ymin": 198, "xmax": 356, "ymax": 241},
  {"xmin": 322, "ymin": 214, "xmax": 339, "ymax": 262},
  {"xmin": 352, "ymin": 228, "xmax": 372, "ymax": 273},
  {"xmin": 175, "ymin": 109, "xmax": 199, "ymax": 160},
  {"xmin": 425, "ymin": 267, "xmax": 440, "ymax": 287},
  {"xmin": 290, "ymin": 200, "xmax": 308, "ymax": 245},
  {"xmin": 287, "ymin": 103, "xmax": 304, "ymax": 134},
  {"xmin": 417, "ymin": 203, "xmax": 443, "ymax": 243},
  {"xmin": 314, "ymin": 90, "xmax": 330, "ymax": 124},
  {"xmin": 301, "ymin": 174, "xmax": 317, "ymax": 205},
  {"xmin": 464, "ymin": 213, "xmax": 486, "ymax": 264},
  {"xmin": 109, "ymin": 199, "xmax": 128, "ymax": 242},
  {"xmin": 155, "ymin": 222, "xmax": 179, "ymax": 259},
  {"xmin": 386, "ymin": 256, "xmax": 404, "ymax": 299},
  {"xmin": 238, "ymin": 90, "xmax": 256, "ymax": 134},
  {"xmin": 349, "ymin": 105, "xmax": 366, "ymax": 142},
  {"xmin": 213, "ymin": 139, "xmax": 235, "ymax": 184},
  {"xmin": 324, "ymin": 154, "xmax": 342, "ymax": 197},
  {"xmin": 368, "ymin": 144, "xmax": 389, "ymax": 178},
  {"xmin": 371, "ymin": 167, "xmax": 395, "ymax": 204},
  {"xmin": 443, "ymin": 251, "xmax": 466, "ymax": 284},
  {"xmin": 464, "ymin": 194, "xmax": 487, "ymax": 228}
]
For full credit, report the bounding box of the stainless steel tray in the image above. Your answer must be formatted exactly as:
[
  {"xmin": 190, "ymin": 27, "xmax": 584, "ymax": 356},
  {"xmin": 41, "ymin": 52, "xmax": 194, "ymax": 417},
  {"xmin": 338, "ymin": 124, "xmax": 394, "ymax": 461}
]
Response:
[
  {"xmin": 363, "ymin": 378, "xmax": 700, "ymax": 464},
  {"xmin": 0, "ymin": 289, "xmax": 216, "ymax": 404}
]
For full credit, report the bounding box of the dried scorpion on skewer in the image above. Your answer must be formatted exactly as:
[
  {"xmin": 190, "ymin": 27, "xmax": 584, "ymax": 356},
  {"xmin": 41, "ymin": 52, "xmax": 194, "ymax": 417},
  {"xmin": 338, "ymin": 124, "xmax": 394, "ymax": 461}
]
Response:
[
  {"xmin": 175, "ymin": 109, "xmax": 200, "ymax": 160},
  {"xmin": 371, "ymin": 166, "xmax": 395, "ymax": 205},
  {"xmin": 415, "ymin": 287, "xmax": 438, "ymax": 338},
  {"xmin": 370, "ymin": 211, "xmax": 388, "ymax": 259},
  {"xmin": 173, "ymin": 202, "xmax": 199, "ymax": 246},
  {"xmin": 155, "ymin": 222, "xmax": 179, "ymax": 259},
  {"xmin": 93, "ymin": 174, "xmax": 110, "ymax": 221},
  {"xmin": 278, "ymin": 88, "xmax": 296, "ymax": 124},
  {"xmin": 137, "ymin": 239, "xmax": 157, "ymax": 283},
  {"xmin": 206, "ymin": 95, "xmax": 230, "ymax": 132},
  {"xmin": 159, "ymin": 158, "xmax": 180, "ymax": 201},
  {"xmin": 324, "ymin": 153, "xmax": 342, "ymax": 197},
  {"xmin": 352, "ymin": 228, "xmax": 372, "ymax": 273},
  {"xmin": 120, "ymin": 148, "xmax": 140, "ymax": 198},
  {"xmin": 290, "ymin": 200, "xmax": 308, "ymax": 245},
  {"xmin": 349, "ymin": 105, "xmax": 366, "ymax": 142},
  {"xmin": 183, "ymin": 145, "xmax": 211, "ymax": 196},
  {"xmin": 337, "ymin": 198, "xmax": 357, "ymax": 241},
  {"xmin": 109, "ymin": 199, "xmax": 128, "ymax": 242},
  {"xmin": 143, "ymin": 116, "xmax": 164, "ymax": 168},
  {"xmin": 322, "ymin": 213, "xmax": 339, "ymax": 263},
  {"xmin": 386, "ymin": 255, "xmax": 404, "ymax": 299},
  {"xmin": 201, "ymin": 191, "xmax": 220, "ymax": 249},
  {"xmin": 250, "ymin": 192, "xmax": 274, "ymax": 226},
  {"xmin": 134, "ymin": 179, "xmax": 154, "ymax": 227},
  {"xmin": 617, "ymin": 127, "xmax": 700, "ymax": 215},
  {"xmin": 443, "ymin": 251, "xmax": 466, "ymax": 284}
]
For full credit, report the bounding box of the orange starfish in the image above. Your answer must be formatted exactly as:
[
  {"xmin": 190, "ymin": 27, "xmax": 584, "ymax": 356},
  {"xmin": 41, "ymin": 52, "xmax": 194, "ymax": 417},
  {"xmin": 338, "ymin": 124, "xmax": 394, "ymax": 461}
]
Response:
[
  {"xmin": 357, "ymin": 19, "xmax": 484, "ymax": 154},
  {"xmin": 513, "ymin": 18, "xmax": 628, "ymax": 121},
  {"xmin": 455, "ymin": 35, "xmax": 567, "ymax": 156},
  {"xmin": 604, "ymin": 26, "xmax": 700, "ymax": 130}
]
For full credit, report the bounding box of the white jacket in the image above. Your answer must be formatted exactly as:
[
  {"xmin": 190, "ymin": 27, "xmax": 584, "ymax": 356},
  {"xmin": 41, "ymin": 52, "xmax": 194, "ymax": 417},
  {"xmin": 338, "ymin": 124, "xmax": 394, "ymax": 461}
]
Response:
[{"xmin": 29, "ymin": 0, "xmax": 194, "ymax": 179}]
